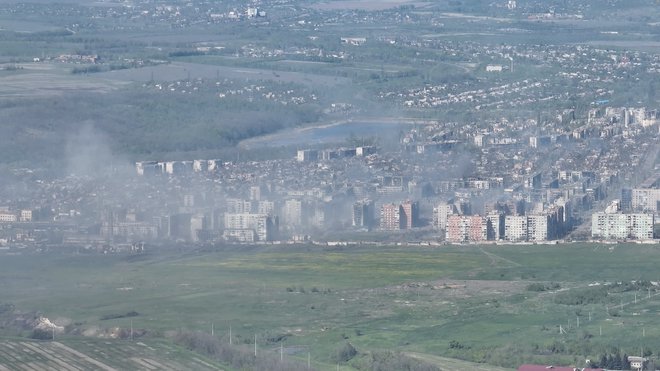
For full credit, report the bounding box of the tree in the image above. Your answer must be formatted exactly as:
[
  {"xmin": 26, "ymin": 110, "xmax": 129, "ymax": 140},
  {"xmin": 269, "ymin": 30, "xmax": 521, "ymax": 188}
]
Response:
[
  {"xmin": 622, "ymin": 353, "xmax": 630, "ymax": 370},
  {"xmin": 613, "ymin": 352, "xmax": 622, "ymax": 370},
  {"xmin": 606, "ymin": 354, "xmax": 613, "ymax": 369},
  {"xmin": 599, "ymin": 354, "xmax": 607, "ymax": 369}
]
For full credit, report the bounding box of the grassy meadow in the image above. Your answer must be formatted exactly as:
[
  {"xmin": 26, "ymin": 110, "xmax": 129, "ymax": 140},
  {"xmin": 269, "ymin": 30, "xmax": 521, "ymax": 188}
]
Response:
[{"xmin": 1, "ymin": 243, "xmax": 660, "ymax": 369}]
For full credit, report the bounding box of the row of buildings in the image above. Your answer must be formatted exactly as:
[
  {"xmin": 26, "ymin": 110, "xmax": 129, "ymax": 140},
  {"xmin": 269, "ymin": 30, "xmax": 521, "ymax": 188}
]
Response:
[
  {"xmin": 590, "ymin": 174, "xmax": 660, "ymax": 241},
  {"xmin": 0, "ymin": 209, "xmax": 32, "ymax": 223},
  {"xmin": 443, "ymin": 210, "xmax": 566, "ymax": 243},
  {"xmin": 135, "ymin": 159, "xmax": 222, "ymax": 176},
  {"xmin": 296, "ymin": 146, "xmax": 376, "ymax": 163}
]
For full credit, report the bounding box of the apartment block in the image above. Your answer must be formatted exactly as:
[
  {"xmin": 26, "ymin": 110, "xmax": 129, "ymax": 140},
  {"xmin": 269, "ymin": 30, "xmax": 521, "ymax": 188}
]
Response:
[
  {"xmin": 504, "ymin": 215, "xmax": 528, "ymax": 241},
  {"xmin": 591, "ymin": 212, "xmax": 654, "ymax": 240}
]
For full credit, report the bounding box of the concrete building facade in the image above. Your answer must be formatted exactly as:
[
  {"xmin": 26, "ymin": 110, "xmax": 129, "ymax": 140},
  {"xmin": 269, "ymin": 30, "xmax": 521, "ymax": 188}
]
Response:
[{"xmin": 591, "ymin": 212, "xmax": 654, "ymax": 240}]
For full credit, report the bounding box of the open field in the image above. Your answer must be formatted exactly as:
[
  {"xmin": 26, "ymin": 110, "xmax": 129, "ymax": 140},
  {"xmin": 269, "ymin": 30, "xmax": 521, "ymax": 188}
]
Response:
[
  {"xmin": 0, "ymin": 20, "xmax": 61, "ymax": 33},
  {"xmin": 0, "ymin": 63, "xmax": 126, "ymax": 97},
  {"xmin": 1, "ymin": 244, "xmax": 660, "ymax": 369},
  {"xmin": 96, "ymin": 61, "xmax": 349, "ymax": 86}
]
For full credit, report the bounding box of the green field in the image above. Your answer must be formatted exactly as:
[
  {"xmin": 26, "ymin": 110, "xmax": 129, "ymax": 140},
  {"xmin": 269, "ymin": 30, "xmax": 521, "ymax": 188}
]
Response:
[{"xmin": 2, "ymin": 244, "xmax": 660, "ymax": 370}]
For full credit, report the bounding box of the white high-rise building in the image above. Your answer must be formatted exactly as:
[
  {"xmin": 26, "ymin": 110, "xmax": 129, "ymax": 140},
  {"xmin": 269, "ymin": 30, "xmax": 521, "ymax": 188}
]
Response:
[
  {"xmin": 0, "ymin": 213, "xmax": 17, "ymax": 222},
  {"xmin": 527, "ymin": 215, "xmax": 549, "ymax": 241},
  {"xmin": 433, "ymin": 203, "xmax": 455, "ymax": 231},
  {"xmin": 591, "ymin": 213, "xmax": 654, "ymax": 240},
  {"xmin": 249, "ymin": 186, "xmax": 261, "ymax": 201},
  {"xmin": 504, "ymin": 215, "xmax": 527, "ymax": 241},
  {"xmin": 20, "ymin": 210, "xmax": 32, "ymax": 222},
  {"xmin": 190, "ymin": 214, "xmax": 204, "ymax": 242},
  {"xmin": 257, "ymin": 200, "xmax": 275, "ymax": 215},
  {"xmin": 631, "ymin": 188, "xmax": 660, "ymax": 213},
  {"xmin": 486, "ymin": 213, "xmax": 503, "ymax": 240},
  {"xmin": 283, "ymin": 199, "xmax": 303, "ymax": 227},
  {"xmin": 224, "ymin": 213, "xmax": 275, "ymax": 241},
  {"xmin": 226, "ymin": 198, "xmax": 252, "ymax": 213}
]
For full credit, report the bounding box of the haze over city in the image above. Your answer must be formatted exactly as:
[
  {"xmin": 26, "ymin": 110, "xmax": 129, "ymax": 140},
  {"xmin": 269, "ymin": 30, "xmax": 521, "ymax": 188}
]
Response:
[{"xmin": 1, "ymin": 0, "xmax": 660, "ymax": 370}]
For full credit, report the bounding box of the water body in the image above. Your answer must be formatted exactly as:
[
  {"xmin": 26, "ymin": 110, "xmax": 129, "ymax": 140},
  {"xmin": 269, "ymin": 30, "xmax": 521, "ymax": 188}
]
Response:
[{"xmin": 240, "ymin": 120, "xmax": 411, "ymax": 148}]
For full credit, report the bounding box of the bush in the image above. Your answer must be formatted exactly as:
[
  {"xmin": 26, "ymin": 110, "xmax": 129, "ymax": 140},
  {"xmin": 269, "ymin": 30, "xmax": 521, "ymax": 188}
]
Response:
[
  {"xmin": 527, "ymin": 283, "xmax": 547, "ymax": 292},
  {"xmin": 100, "ymin": 311, "xmax": 139, "ymax": 320},
  {"xmin": 31, "ymin": 328, "xmax": 53, "ymax": 340},
  {"xmin": 449, "ymin": 340, "xmax": 469, "ymax": 349},
  {"xmin": 173, "ymin": 330, "xmax": 255, "ymax": 370},
  {"xmin": 527, "ymin": 282, "xmax": 561, "ymax": 292},
  {"xmin": 361, "ymin": 351, "xmax": 440, "ymax": 371},
  {"xmin": 71, "ymin": 65, "xmax": 102, "ymax": 74},
  {"xmin": 554, "ymin": 286, "xmax": 609, "ymax": 305},
  {"xmin": 335, "ymin": 342, "xmax": 358, "ymax": 363}
]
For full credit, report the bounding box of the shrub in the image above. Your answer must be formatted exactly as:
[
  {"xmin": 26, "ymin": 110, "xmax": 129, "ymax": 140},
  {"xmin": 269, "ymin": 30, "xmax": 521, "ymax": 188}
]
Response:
[
  {"xmin": 449, "ymin": 340, "xmax": 468, "ymax": 349},
  {"xmin": 527, "ymin": 282, "xmax": 561, "ymax": 292},
  {"xmin": 362, "ymin": 351, "xmax": 440, "ymax": 371},
  {"xmin": 31, "ymin": 328, "xmax": 53, "ymax": 340},
  {"xmin": 335, "ymin": 342, "xmax": 358, "ymax": 363},
  {"xmin": 554, "ymin": 286, "xmax": 608, "ymax": 305}
]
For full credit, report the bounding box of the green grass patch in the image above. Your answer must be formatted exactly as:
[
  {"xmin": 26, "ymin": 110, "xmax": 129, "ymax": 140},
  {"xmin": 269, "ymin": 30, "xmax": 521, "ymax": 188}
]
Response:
[{"xmin": 1, "ymin": 244, "xmax": 660, "ymax": 369}]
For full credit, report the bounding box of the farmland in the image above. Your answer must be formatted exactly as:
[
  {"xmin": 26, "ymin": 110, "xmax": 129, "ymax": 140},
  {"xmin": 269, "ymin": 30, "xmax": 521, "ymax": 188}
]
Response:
[
  {"xmin": 1, "ymin": 244, "xmax": 660, "ymax": 370},
  {"xmin": 0, "ymin": 339, "xmax": 223, "ymax": 370}
]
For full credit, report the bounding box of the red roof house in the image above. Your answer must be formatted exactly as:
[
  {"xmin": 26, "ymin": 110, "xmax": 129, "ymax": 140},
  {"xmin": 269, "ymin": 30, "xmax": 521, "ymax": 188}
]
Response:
[{"xmin": 518, "ymin": 365, "xmax": 603, "ymax": 371}]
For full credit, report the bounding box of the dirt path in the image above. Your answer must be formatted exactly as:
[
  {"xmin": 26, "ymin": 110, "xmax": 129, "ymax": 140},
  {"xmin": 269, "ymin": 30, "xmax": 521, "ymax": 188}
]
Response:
[{"xmin": 480, "ymin": 248, "xmax": 521, "ymax": 267}]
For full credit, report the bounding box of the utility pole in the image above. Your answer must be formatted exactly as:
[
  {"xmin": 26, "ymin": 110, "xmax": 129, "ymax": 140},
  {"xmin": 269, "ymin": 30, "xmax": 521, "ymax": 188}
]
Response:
[
  {"xmin": 229, "ymin": 325, "xmax": 232, "ymax": 345},
  {"xmin": 254, "ymin": 334, "xmax": 257, "ymax": 357},
  {"xmin": 280, "ymin": 342, "xmax": 283, "ymax": 362},
  {"xmin": 211, "ymin": 322, "xmax": 214, "ymax": 337},
  {"xmin": 130, "ymin": 320, "xmax": 133, "ymax": 341}
]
